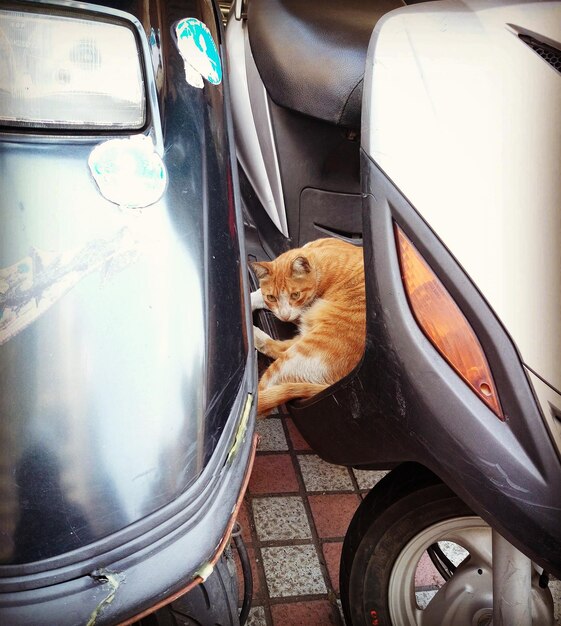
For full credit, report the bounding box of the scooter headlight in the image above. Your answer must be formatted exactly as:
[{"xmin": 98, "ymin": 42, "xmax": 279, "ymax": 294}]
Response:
[
  {"xmin": 0, "ymin": 8, "xmax": 145, "ymax": 130},
  {"xmin": 395, "ymin": 225, "xmax": 504, "ymax": 420}
]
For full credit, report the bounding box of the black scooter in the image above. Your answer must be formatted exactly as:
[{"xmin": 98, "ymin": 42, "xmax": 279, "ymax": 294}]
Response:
[{"xmin": 0, "ymin": 1, "xmax": 256, "ymax": 625}]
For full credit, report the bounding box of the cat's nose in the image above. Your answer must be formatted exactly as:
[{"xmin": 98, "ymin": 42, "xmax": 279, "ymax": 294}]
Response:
[{"xmin": 277, "ymin": 306, "xmax": 291, "ymax": 321}]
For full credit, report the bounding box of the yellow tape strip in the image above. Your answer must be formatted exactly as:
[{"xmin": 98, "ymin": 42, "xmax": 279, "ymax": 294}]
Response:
[{"xmin": 226, "ymin": 393, "xmax": 253, "ymax": 464}]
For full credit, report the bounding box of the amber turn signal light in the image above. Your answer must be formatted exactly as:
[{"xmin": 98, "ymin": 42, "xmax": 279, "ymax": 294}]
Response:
[{"xmin": 395, "ymin": 225, "xmax": 504, "ymax": 420}]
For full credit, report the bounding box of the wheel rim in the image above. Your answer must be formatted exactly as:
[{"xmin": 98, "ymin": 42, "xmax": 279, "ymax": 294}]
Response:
[{"xmin": 388, "ymin": 516, "xmax": 493, "ymax": 626}]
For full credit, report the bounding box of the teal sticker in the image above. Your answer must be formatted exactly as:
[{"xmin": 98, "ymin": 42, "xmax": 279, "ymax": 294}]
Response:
[
  {"xmin": 176, "ymin": 18, "xmax": 222, "ymax": 88},
  {"xmin": 88, "ymin": 136, "xmax": 167, "ymax": 208}
]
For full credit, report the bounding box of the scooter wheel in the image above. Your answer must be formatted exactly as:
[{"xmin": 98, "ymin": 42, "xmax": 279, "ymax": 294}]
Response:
[{"xmin": 340, "ymin": 463, "xmax": 481, "ymax": 626}]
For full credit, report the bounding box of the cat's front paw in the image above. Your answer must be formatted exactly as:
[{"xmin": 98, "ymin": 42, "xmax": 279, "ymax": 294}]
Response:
[
  {"xmin": 253, "ymin": 325, "xmax": 271, "ymax": 353},
  {"xmin": 250, "ymin": 288, "xmax": 265, "ymax": 312}
]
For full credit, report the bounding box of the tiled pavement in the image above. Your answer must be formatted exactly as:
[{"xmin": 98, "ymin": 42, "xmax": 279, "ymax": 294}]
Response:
[
  {"xmin": 235, "ymin": 413, "xmax": 561, "ymax": 626},
  {"xmin": 235, "ymin": 413, "xmax": 388, "ymax": 626}
]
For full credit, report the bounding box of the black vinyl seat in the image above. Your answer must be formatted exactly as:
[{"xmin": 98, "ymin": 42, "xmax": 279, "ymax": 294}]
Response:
[{"xmin": 247, "ymin": 0, "xmax": 406, "ymax": 129}]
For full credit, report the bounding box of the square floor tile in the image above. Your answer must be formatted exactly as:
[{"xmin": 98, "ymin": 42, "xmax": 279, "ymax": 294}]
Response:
[
  {"xmin": 249, "ymin": 454, "xmax": 299, "ymax": 494},
  {"xmin": 550, "ymin": 578, "xmax": 560, "ymax": 625},
  {"xmin": 298, "ymin": 455, "xmax": 354, "ymax": 492},
  {"xmin": 322, "ymin": 542, "xmax": 343, "ymax": 594},
  {"xmin": 337, "ymin": 599, "xmax": 345, "ymax": 625},
  {"xmin": 246, "ymin": 605, "xmax": 267, "ymax": 626},
  {"xmin": 352, "ymin": 469, "xmax": 389, "ymax": 490},
  {"xmin": 271, "ymin": 600, "xmax": 342, "ymax": 625},
  {"xmin": 309, "ymin": 494, "xmax": 360, "ymax": 539},
  {"xmin": 415, "ymin": 550, "xmax": 444, "ymax": 589},
  {"xmin": 256, "ymin": 418, "xmax": 288, "ymax": 452},
  {"xmin": 285, "ymin": 418, "xmax": 312, "ymax": 451},
  {"xmin": 261, "ymin": 545, "xmax": 327, "ymax": 597},
  {"xmin": 253, "ymin": 496, "xmax": 311, "ymax": 541}
]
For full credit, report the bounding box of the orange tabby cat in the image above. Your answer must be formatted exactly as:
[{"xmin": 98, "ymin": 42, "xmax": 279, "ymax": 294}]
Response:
[{"xmin": 251, "ymin": 238, "xmax": 366, "ymax": 416}]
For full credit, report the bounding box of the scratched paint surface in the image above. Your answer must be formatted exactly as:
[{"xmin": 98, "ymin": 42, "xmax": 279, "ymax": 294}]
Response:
[{"xmin": 0, "ymin": 228, "xmax": 138, "ymax": 347}]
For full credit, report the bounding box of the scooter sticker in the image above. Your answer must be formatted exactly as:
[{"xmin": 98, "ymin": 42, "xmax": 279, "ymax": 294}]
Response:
[
  {"xmin": 175, "ymin": 18, "xmax": 222, "ymax": 89},
  {"xmin": 88, "ymin": 135, "xmax": 167, "ymax": 209}
]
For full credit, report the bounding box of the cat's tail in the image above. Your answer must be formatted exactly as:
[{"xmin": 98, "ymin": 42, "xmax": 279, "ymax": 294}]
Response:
[{"xmin": 257, "ymin": 382, "xmax": 328, "ymax": 417}]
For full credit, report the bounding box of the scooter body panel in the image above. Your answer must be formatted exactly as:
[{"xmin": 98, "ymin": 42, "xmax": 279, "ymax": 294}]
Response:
[
  {"xmin": 225, "ymin": 12, "xmax": 288, "ymax": 236},
  {"xmin": 0, "ymin": 0, "xmax": 256, "ymax": 623},
  {"xmin": 363, "ymin": 0, "xmax": 561, "ymax": 401},
  {"xmin": 290, "ymin": 154, "xmax": 561, "ymax": 578}
]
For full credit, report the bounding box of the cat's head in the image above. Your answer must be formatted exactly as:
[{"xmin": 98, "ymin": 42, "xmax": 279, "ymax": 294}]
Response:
[{"xmin": 252, "ymin": 254, "xmax": 317, "ymax": 322}]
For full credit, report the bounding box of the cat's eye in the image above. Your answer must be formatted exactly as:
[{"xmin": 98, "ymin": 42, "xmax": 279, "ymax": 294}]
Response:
[
  {"xmin": 290, "ymin": 292, "xmax": 301, "ymax": 300},
  {"xmin": 266, "ymin": 294, "xmax": 277, "ymax": 303}
]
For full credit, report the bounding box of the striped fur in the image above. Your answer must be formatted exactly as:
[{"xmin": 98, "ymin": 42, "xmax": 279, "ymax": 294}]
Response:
[{"xmin": 252, "ymin": 238, "xmax": 365, "ymax": 417}]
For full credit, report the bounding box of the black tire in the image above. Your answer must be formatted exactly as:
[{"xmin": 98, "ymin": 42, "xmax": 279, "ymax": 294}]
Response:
[
  {"xmin": 340, "ymin": 463, "xmax": 474, "ymax": 626},
  {"xmin": 147, "ymin": 549, "xmax": 240, "ymax": 626}
]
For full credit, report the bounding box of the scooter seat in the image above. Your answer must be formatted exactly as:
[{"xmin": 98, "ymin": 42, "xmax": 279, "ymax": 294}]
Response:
[{"xmin": 247, "ymin": 0, "xmax": 405, "ymax": 129}]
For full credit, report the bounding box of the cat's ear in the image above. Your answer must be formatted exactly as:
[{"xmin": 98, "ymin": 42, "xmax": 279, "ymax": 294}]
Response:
[
  {"xmin": 291, "ymin": 256, "xmax": 311, "ymax": 277},
  {"xmin": 252, "ymin": 261, "xmax": 270, "ymax": 280}
]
